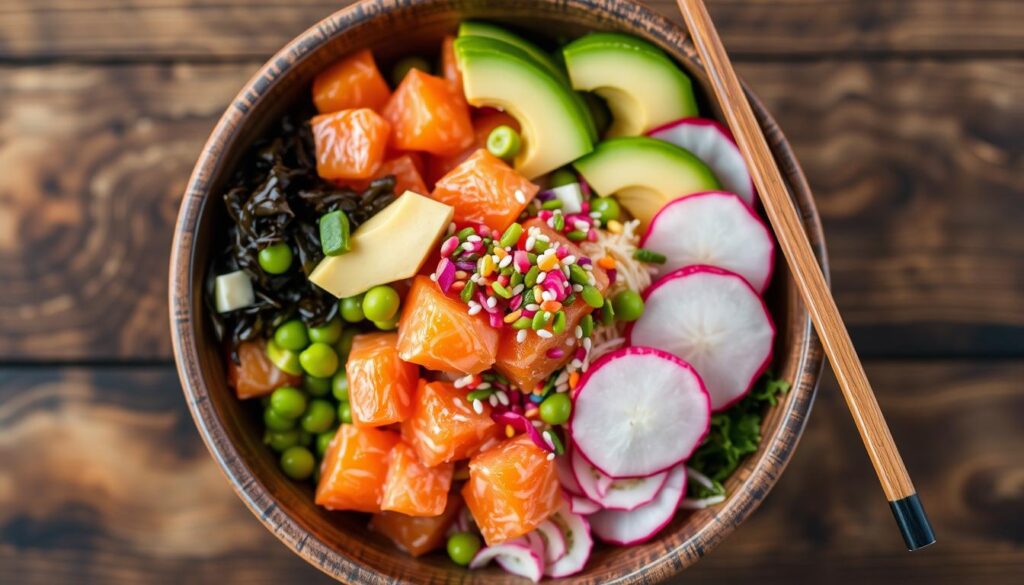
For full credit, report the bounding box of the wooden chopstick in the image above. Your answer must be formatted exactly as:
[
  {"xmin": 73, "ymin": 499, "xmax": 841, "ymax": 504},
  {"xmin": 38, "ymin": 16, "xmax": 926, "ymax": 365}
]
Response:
[{"xmin": 675, "ymin": 0, "xmax": 935, "ymax": 551}]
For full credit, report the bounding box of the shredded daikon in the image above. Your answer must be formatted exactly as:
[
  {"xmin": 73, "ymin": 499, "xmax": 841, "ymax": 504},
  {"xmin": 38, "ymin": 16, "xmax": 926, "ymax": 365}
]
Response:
[
  {"xmin": 679, "ymin": 494, "xmax": 727, "ymax": 510},
  {"xmin": 580, "ymin": 219, "xmax": 655, "ymax": 296}
]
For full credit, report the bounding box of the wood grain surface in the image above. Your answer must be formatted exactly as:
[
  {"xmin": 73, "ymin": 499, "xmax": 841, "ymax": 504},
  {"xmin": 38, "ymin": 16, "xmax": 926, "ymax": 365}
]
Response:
[
  {"xmin": 1, "ymin": 0, "xmax": 1021, "ymax": 60},
  {"xmin": 2, "ymin": 0, "xmax": 1022, "ymax": 582},
  {"xmin": 2, "ymin": 362, "xmax": 1020, "ymax": 583},
  {"xmin": 2, "ymin": 60, "xmax": 1020, "ymax": 360}
]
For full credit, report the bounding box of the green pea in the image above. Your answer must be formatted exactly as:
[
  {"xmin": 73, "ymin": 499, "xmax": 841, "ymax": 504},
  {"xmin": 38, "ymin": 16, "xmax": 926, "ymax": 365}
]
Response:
[
  {"xmin": 373, "ymin": 316, "xmax": 399, "ymax": 331},
  {"xmin": 362, "ymin": 285, "xmax": 400, "ymax": 322},
  {"xmin": 539, "ymin": 392, "xmax": 572, "ymax": 425},
  {"xmin": 264, "ymin": 406, "xmax": 296, "ymax": 432},
  {"xmin": 273, "ymin": 319, "xmax": 309, "ymax": 352},
  {"xmin": 303, "ymin": 375, "xmax": 331, "ymax": 397},
  {"xmin": 269, "ymin": 386, "xmax": 307, "ymax": 420},
  {"xmin": 499, "ymin": 223, "xmax": 523, "ymax": 248},
  {"xmin": 266, "ymin": 339, "xmax": 303, "ymax": 376},
  {"xmin": 316, "ymin": 429, "xmax": 337, "ymax": 457},
  {"xmin": 447, "ymin": 532, "xmax": 482, "ymax": 566},
  {"xmin": 486, "ymin": 125, "xmax": 521, "ymax": 161},
  {"xmin": 391, "ymin": 56, "xmax": 431, "ymax": 87},
  {"xmin": 339, "ymin": 295, "xmax": 365, "ymax": 322},
  {"xmin": 590, "ymin": 197, "xmax": 620, "ymax": 224},
  {"xmin": 612, "ymin": 290, "xmax": 645, "ymax": 322},
  {"xmin": 299, "ymin": 342, "xmax": 339, "ymax": 378},
  {"xmin": 581, "ymin": 285, "xmax": 604, "ymax": 308},
  {"xmin": 264, "ymin": 429, "xmax": 300, "ymax": 452},
  {"xmin": 336, "ymin": 328, "xmax": 358, "ymax": 361},
  {"xmin": 549, "ymin": 168, "xmax": 577, "ymax": 188},
  {"xmin": 280, "ymin": 446, "xmax": 315, "ymax": 480},
  {"xmin": 331, "ymin": 371, "xmax": 350, "ymax": 402},
  {"xmin": 308, "ymin": 317, "xmax": 343, "ymax": 344},
  {"xmin": 337, "ymin": 401, "xmax": 353, "ymax": 425},
  {"xmin": 301, "ymin": 399, "xmax": 336, "ymax": 434},
  {"xmin": 258, "ymin": 242, "xmax": 293, "ymax": 275}
]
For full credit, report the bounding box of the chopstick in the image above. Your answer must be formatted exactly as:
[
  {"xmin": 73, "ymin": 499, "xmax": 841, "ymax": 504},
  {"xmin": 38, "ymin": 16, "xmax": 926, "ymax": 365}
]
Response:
[{"xmin": 675, "ymin": 0, "xmax": 935, "ymax": 551}]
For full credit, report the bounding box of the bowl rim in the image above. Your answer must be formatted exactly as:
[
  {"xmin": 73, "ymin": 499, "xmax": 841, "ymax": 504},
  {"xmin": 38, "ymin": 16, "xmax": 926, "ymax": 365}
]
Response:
[{"xmin": 169, "ymin": 0, "xmax": 828, "ymax": 582}]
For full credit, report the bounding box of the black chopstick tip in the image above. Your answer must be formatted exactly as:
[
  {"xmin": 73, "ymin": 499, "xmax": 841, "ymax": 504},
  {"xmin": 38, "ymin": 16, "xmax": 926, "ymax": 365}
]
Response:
[{"xmin": 890, "ymin": 493, "xmax": 936, "ymax": 551}]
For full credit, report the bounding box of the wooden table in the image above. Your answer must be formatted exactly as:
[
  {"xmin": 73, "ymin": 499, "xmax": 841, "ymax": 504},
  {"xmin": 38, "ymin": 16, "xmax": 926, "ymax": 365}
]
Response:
[{"xmin": 1, "ymin": 1, "xmax": 1021, "ymax": 583}]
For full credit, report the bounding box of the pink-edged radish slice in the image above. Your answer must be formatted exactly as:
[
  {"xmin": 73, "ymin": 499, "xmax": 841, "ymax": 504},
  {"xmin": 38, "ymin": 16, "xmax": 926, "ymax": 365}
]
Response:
[
  {"xmin": 470, "ymin": 540, "xmax": 544, "ymax": 582},
  {"xmin": 590, "ymin": 463, "xmax": 687, "ymax": 545},
  {"xmin": 648, "ymin": 117, "xmax": 755, "ymax": 205},
  {"xmin": 572, "ymin": 446, "xmax": 668, "ymax": 510},
  {"xmin": 534, "ymin": 519, "xmax": 568, "ymax": 564},
  {"xmin": 555, "ymin": 451, "xmax": 584, "ymax": 496},
  {"xmin": 570, "ymin": 347, "xmax": 711, "ymax": 479},
  {"xmin": 641, "ymin": 191, "xmax": 775, "ymax": 292},
  {"xmin": 544, "ymin": 505, "xmax": 594, "ymax": 578},
  {"xmin": 628, "ymin": 266, "xmax": 775, "ymax": 411},
  {"xmin": 570, "ymin": 494, "xmax": 602, "ymax": 515}
]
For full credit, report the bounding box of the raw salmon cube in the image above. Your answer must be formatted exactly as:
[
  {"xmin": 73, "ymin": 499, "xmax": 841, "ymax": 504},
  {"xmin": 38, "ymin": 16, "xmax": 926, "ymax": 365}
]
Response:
[
  {"xmin": 341, "ymin": 154, "xmax": 428, "ymax": 196},
  {"xmin": 315, "ymin": 425, "xmax": 400, "ymax": 513},
  {"xmin": 227, "ymin": 339, "xmax": 301, "ymax": 400},
  {"xmin": 312, "ymin": 108, "xmax": 391, "ymax": 180},
  {"xmin": 381, "ymin": 69, "xmax": 474, "ymax": 156},
  {"xmin": 370, "ymin": 492, "xmax": 463, "ymax": 557},
  {"xmin": 397, "ymin": 275, "xmax": 500, "ymax": 375},
  {"xmin": 461, "ymin": 434, "xmax": 562, "ymax": 545},
  {"xmin": 381, "ymin": 441, "xmax": 454, "ymax": 517},
  {"xmin": 313, "ymin": 49, "xmax": 391, "ymax": 114},
  {"xmin": 346, "ymin": 332, "xmax": 419, "ymax": 427},
  {"xmin": 431, "ymin": 149, "xmax": 539, "ymax": 232},
  {"xmin": 494, "ymin": 219, "xmax": 610, "ymax": 389},
  {"xmin": 401, "ymin": 380, "xmax": 499, "ymax": 467}
]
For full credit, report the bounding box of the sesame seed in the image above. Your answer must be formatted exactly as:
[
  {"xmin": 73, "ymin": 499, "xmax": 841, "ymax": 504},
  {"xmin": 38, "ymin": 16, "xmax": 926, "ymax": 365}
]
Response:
[
  {"xmin": 472, "ymin": 399, "xmax": 484, "ymax": 414},
  {"xmin": 555, "ymin": 371, "xmax": 568, "ymax": 385},
  {"xmin": 563, "ymin": 255, "xmax": 577, "ymax": 265},
  {"xmin": 516, "ymin": 330, "xmax": 528, "ymax": 342},
  {"xmin": 489, "ymin": 394, "xmax": 499, "ymax": 407},
  {"xmin": 448, "ymin": 222, "xmax": 457, "ymax": 234},
  {"xmin": 525, "ymin": 303, "xmax": 540, "ymax": 311},
  {"xmin": 541, "ymin": 291, "xmax": 554, "ymax": 302},
  {"xmin": 429, "ymin": 272, "xmax": 437, "ymax": 281},
  {"xmin": 525, "ymin": 236, "xmax": 536, "ymax": 251},
  {"xmin": 584, "ymin": 338, "xmax": 593, "ymax": 350},
  {"xmin": 573, "ymin": 220, "xmax": 589, "ymax": 231},
  {"xmin": 575, "ymin": 325, "xmax": 583, "ymax": 338},
  {"xmin": 497, "ymin": 390, "xmax": 509, "ymax": 406},
  {"xmin": 572, "ymin": 284, "xmax": 583, "ymax": 292},
  {"xmin": 476, "ymin": 382, "xmax": 492, "ymax": 391},
  {"xmin": 467, "ymin": 235, "xmax": 481, "ymax": 242},
  {"xmin": 590, "ymin": 211, "xmax": 602, "ymax": 219},
  {"xmin": 498, "ymin": 255, "xmax": 513, "ymax": 268},
  {"xmin": 461, "ymin": 242, "xmax": 475, "ymax": 251},
  {"xmin": 536, "ymin": 271, "xmax": 547, "ymax": 284},
  {"xmin": 570, "ymin": 359, "xmax": 583, "ymax": 369},
  {"xmin": 468, "ymin": 304, "xmax": 483, "ymax": 316},
  {"xmin": 512, "ymin": 284, "xmax": 525, "ymax": 295},
  {"xmin": 546, "ymin": 453, "xmax": 556, "ymax": 461},
  {"xmin": 514, "ymin": 189, "xmax": 526, "ymax": 204},
  {"xmin": 536, "ymin": 329, "xmax": 553, "ymax": 339},
  {"xmin": 486, "ymin": 296, "xmax": 497, "ymax": 309}
]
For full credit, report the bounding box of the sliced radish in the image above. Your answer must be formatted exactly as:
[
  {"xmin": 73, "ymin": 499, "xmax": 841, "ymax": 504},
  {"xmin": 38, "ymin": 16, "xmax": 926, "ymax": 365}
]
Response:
[
  {"xmin": 628, "ymin": 266, "xmax": 775, "ymax": 411},
  {"xmin": 648, "ymin": 117, "xmax": 755, "ymax": 205},
  {"xmin": 641, "ymin": 191, "xmax": 775, "ymax": 292},
  {"xmin": 569, "ymin": 494, "xmax": 602, "ymax": 515},
  {"xmin": 555, "ymin": 451, "xmax": 584, "ymax": 496},
  {"xmin": 544, "ymin": 505, "xmax": 594, "ymax": 578},
  {"xmin": 534, "ymin": 519, "xmax": 567, "ymax": 564},
  {"xmin": 470, "ymin": 540, "xmax": 544, "ymax": 582},
  {"xmin": 572, "ymin": 447, "xmax": 668, "ymax": 510},
  {"xmin": 590, "ymin": 463, "xmax": 687, "ymax": 545},
  {"xmin": 570, "ymin": 347, "xmax": 711, "ymax": 478}
]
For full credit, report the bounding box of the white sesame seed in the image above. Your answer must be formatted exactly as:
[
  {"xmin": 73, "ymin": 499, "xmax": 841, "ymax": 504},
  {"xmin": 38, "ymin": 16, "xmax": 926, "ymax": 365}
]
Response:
[
  {"xmin": 516, "ymin": 330, "xmax": 528, "ymax": 342},
  {"xmin": 570, "ymin": 359, "xmax": 583, "ymax": 369},
  {"xmin": 587, "ymin": 273, "xmax": 596, "ymax": 285},
  {"xmin": 536, "ymin": 329, "xmax": 553, "ymax": 339},
  {"xmin": 512, "ymin": 284, "xmax": 525, "ymax": 295},
  {"xmin": 488, "ymin": 394, "xmax": 499, "ymax": 407},
  {"xmin": 583, "ymin": 263, "xmax": 593, "ymax": 271},
  {"xmin": 542, "ymin": 431, "xmax": 555, "ymax": 448},
  {"xmin": 461, "ymin": 242, "xmax": 475, "ymax": 251},
  {"xmin": 468, "ymin": 304, "xmax": 483, "ymax": 316},
  {"xmin": 541, "ymin": 291, "xmax": 554, "ymax": 302},
  {"xmin": 514, "ymin": 189, "xmax": 526, "ymax": 204},
  {"xmin": 563, "ymin": 255, "xmax": 577, "ymax": 265},
  {"xmin": 497, "ymin": 390, "xmax": 509, "ymax": 406},
  {"xmin": 555, "ymin": 371, "xmax": 568, "ymax": 385},
  {"xmin": 476, "ymin": 382, "xmax": 492, "ymax": 391},
  {"xmin": 584, "ymin": 338, "xmax": 592, "ymax": 350},
  {"xmin": 555, "ymin": 382, "xmax": 569, "ymax": 393},
  {"xmin": 572, "ymin": 284, "xmax": 583, "ymax": 292},
  {"xmin": 429, "ymin": 272, "xmax": 437, "ymax": 281},
  {"xmin": 525, "ymin": 303, "xmax": 540, "ymax": 311},
  {"xmin": 547, "ymin": 218, "xmax": 556, "ymax": 229},
  {"xmin": 575, "ymin": 325, "xmax": 583, "ymax": 338},
  {"xmin": 546, "ymin": 453, "xmax": 556, "ymax": 461},
  {"xmin": 536, "ymin": 272, "xmax": 547, "ymax": 284},
  {"xmin": 447, "ymin": 222, "xmax": 457, "ymax": 235},
  {"xmin": 486, "ymin": 296, "xmax": 497, "ymax": 309},
  {"xmin": 590, "ymin": 211, "xmax": 602, "ymax": 219},
  {"xmin": 472, "ymin": 399, "xmax": 484, "ymax": 414},
  {"xmin": 498, "ymin": 255, "xmax": 513, "ymax": 268},
  {"xmin": 573, "ymin": 220, "xmax": 589, "ymax": 231},
  {"xmin": 467, "ymin": 235, "xmax": 481, "ymax": 242},
  {"xmin": 525, "ymin": 236, "xmax": 536, "ymax": 252},
  {"xmin": 537, "ymin": 234, "xmax": 551, "ymax": 242}
]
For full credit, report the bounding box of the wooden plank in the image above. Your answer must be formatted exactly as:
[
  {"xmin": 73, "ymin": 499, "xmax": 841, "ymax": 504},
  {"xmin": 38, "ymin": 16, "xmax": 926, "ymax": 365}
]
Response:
[
  {"xmin": 1, "ymin": 60, "xmax": 1021, "ymax": 360},
  {"xmin": 1, "ymin": 361, "xmax": 1021, "ymax": 583},
  {"xmin": 0, "ymin": 1, "xmax": 1021, "ymax": 61}
]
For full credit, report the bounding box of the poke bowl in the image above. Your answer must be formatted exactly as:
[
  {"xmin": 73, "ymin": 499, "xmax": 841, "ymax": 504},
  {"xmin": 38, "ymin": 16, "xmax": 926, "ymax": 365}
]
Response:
[{"xmin": 169, "ymin": 0, "xmax": 827, "ymax": 582}]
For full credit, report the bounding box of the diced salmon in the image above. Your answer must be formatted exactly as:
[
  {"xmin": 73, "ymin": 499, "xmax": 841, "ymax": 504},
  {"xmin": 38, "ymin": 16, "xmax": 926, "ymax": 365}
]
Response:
[
  {"xmin": 397, "ymin": 275, "xmax": 500, "ymax": 375},
  {"xmin": 440, "ymin": 35, "xmax": 463, "ymax": 95},
  {"xmin": 426, "ymin": 111, "xmax": 521, "ymax": 188},
  {"xmin": 343, "ymin": 154, "xmax": 429, "ymax": 195},
  {"xmin": 312, "ymin": 108, "xmax": 391, "ymax": 180},
  {"xmin": 494, "ymin": 219, "xmax": 610, "ymax": 390},
  {"xmin": 401, "ymin": 380, "xmax": 499, "ymax": 467},
  {"xmin": 381, "ymin": 441, "xmax": 454, "ymax": 517},
  {"xmin": 381, "ymin": 69, "xmax": 474, "ymax": 156},
  {"xmin": 370, "ymin": 492, "xmax": 463, "ymax": 557},
  {"xmin": 346, "ymin": 332, "xmax": 419, "ymax": 427},
  {"xmin": 312, "ymin": 49, "xmax": 392, "ymax": 114},
  {"xmin": 226, "ymin": 339, "xmax": 301, "ymax": 400},
  {"xmin": 461, "ymin": 435, "xmax": 562, "ymax": 545},
  {"xmin": 431, "ymin": 149, "xmax": 538, "ymax": 232},
  {"xmin": 315, "ymin": 425, "xmax": 401, "ymax": 513}
]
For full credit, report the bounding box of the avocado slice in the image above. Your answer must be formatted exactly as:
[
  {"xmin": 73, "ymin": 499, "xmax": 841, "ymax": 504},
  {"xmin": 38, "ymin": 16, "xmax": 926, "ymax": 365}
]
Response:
[
  {"xmin": 564, "ymin": 33, "xmax": 699, "ymax": 137},
  {"xmin": 456, "ymin": 36, "xmax": 594, "ymax": 179},
  {"xmin": 573, "ymin": 137, "xmax": 720, "ymax": 228},
  {"xmin": 458, "ymin": 22, "xmax": 598, "ymax": 143}
]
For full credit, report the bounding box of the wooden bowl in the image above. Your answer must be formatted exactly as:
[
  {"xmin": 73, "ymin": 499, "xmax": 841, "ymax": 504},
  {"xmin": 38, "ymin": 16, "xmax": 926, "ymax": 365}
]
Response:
[{"xmin": 169, "ymin": 0, "xmax": 827, "ymax": 582}]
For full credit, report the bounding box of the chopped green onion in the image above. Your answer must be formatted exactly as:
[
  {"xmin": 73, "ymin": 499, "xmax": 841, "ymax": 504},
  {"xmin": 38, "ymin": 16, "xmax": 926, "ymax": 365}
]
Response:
[
  {"xmin": 580, "ymin": 314, "xmax": 594, "ymax": 337},
  {"xmin": 531, "ymin": 311, "xmax": 551, "ymax": 330},
  {"xmin": 512, "ymin": 317, "xmax": 532, "ymax": 329},
  {"xmin": 467, "ymin": 388, "xmax": 494, "ymax": 402},
  {"xmin": 460, "ymin": 280, "xmax": 477, "ymax": 303},
  {"xmin": 552, "ymin": 310, "xmax": 567, "ymax": 334},
  {"xmin": 634, "ymin": 248, "xmax": 667, "ymax": 264},
  {"xmin": 525, "ymin": 266, "xmax": 540, "ymax": 287},
  {"xmin": 541, "ymin": 199, "xmax": 563, "ymax": 210},
  {"xmin": 566, "ymin": 230, "xmax": 587, "ymax": 241},
  {"xmin": 581, "ymin": 285, "xmax": 604, "ymax": 308},
  {"xmin": 491, "ymin": 282, "xmax": 512, "ymax": 299},
  {"xmin": 569, "ymin": 264, "xmax": 590, "ymax": 285},
  {"xmin": 318, "ymin": 210, "xmax": 351, "ymax": 256},
  {"xmin": 457, "ymin": 227, "xmax": 476, "ymax": 240},
  {"xmin": 499, "ymin": 223, "xmax": 523, "ymax": 248},
  {"xmin": 486, "ymin": 125, "xmax": 522, "ymax": 161}
]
